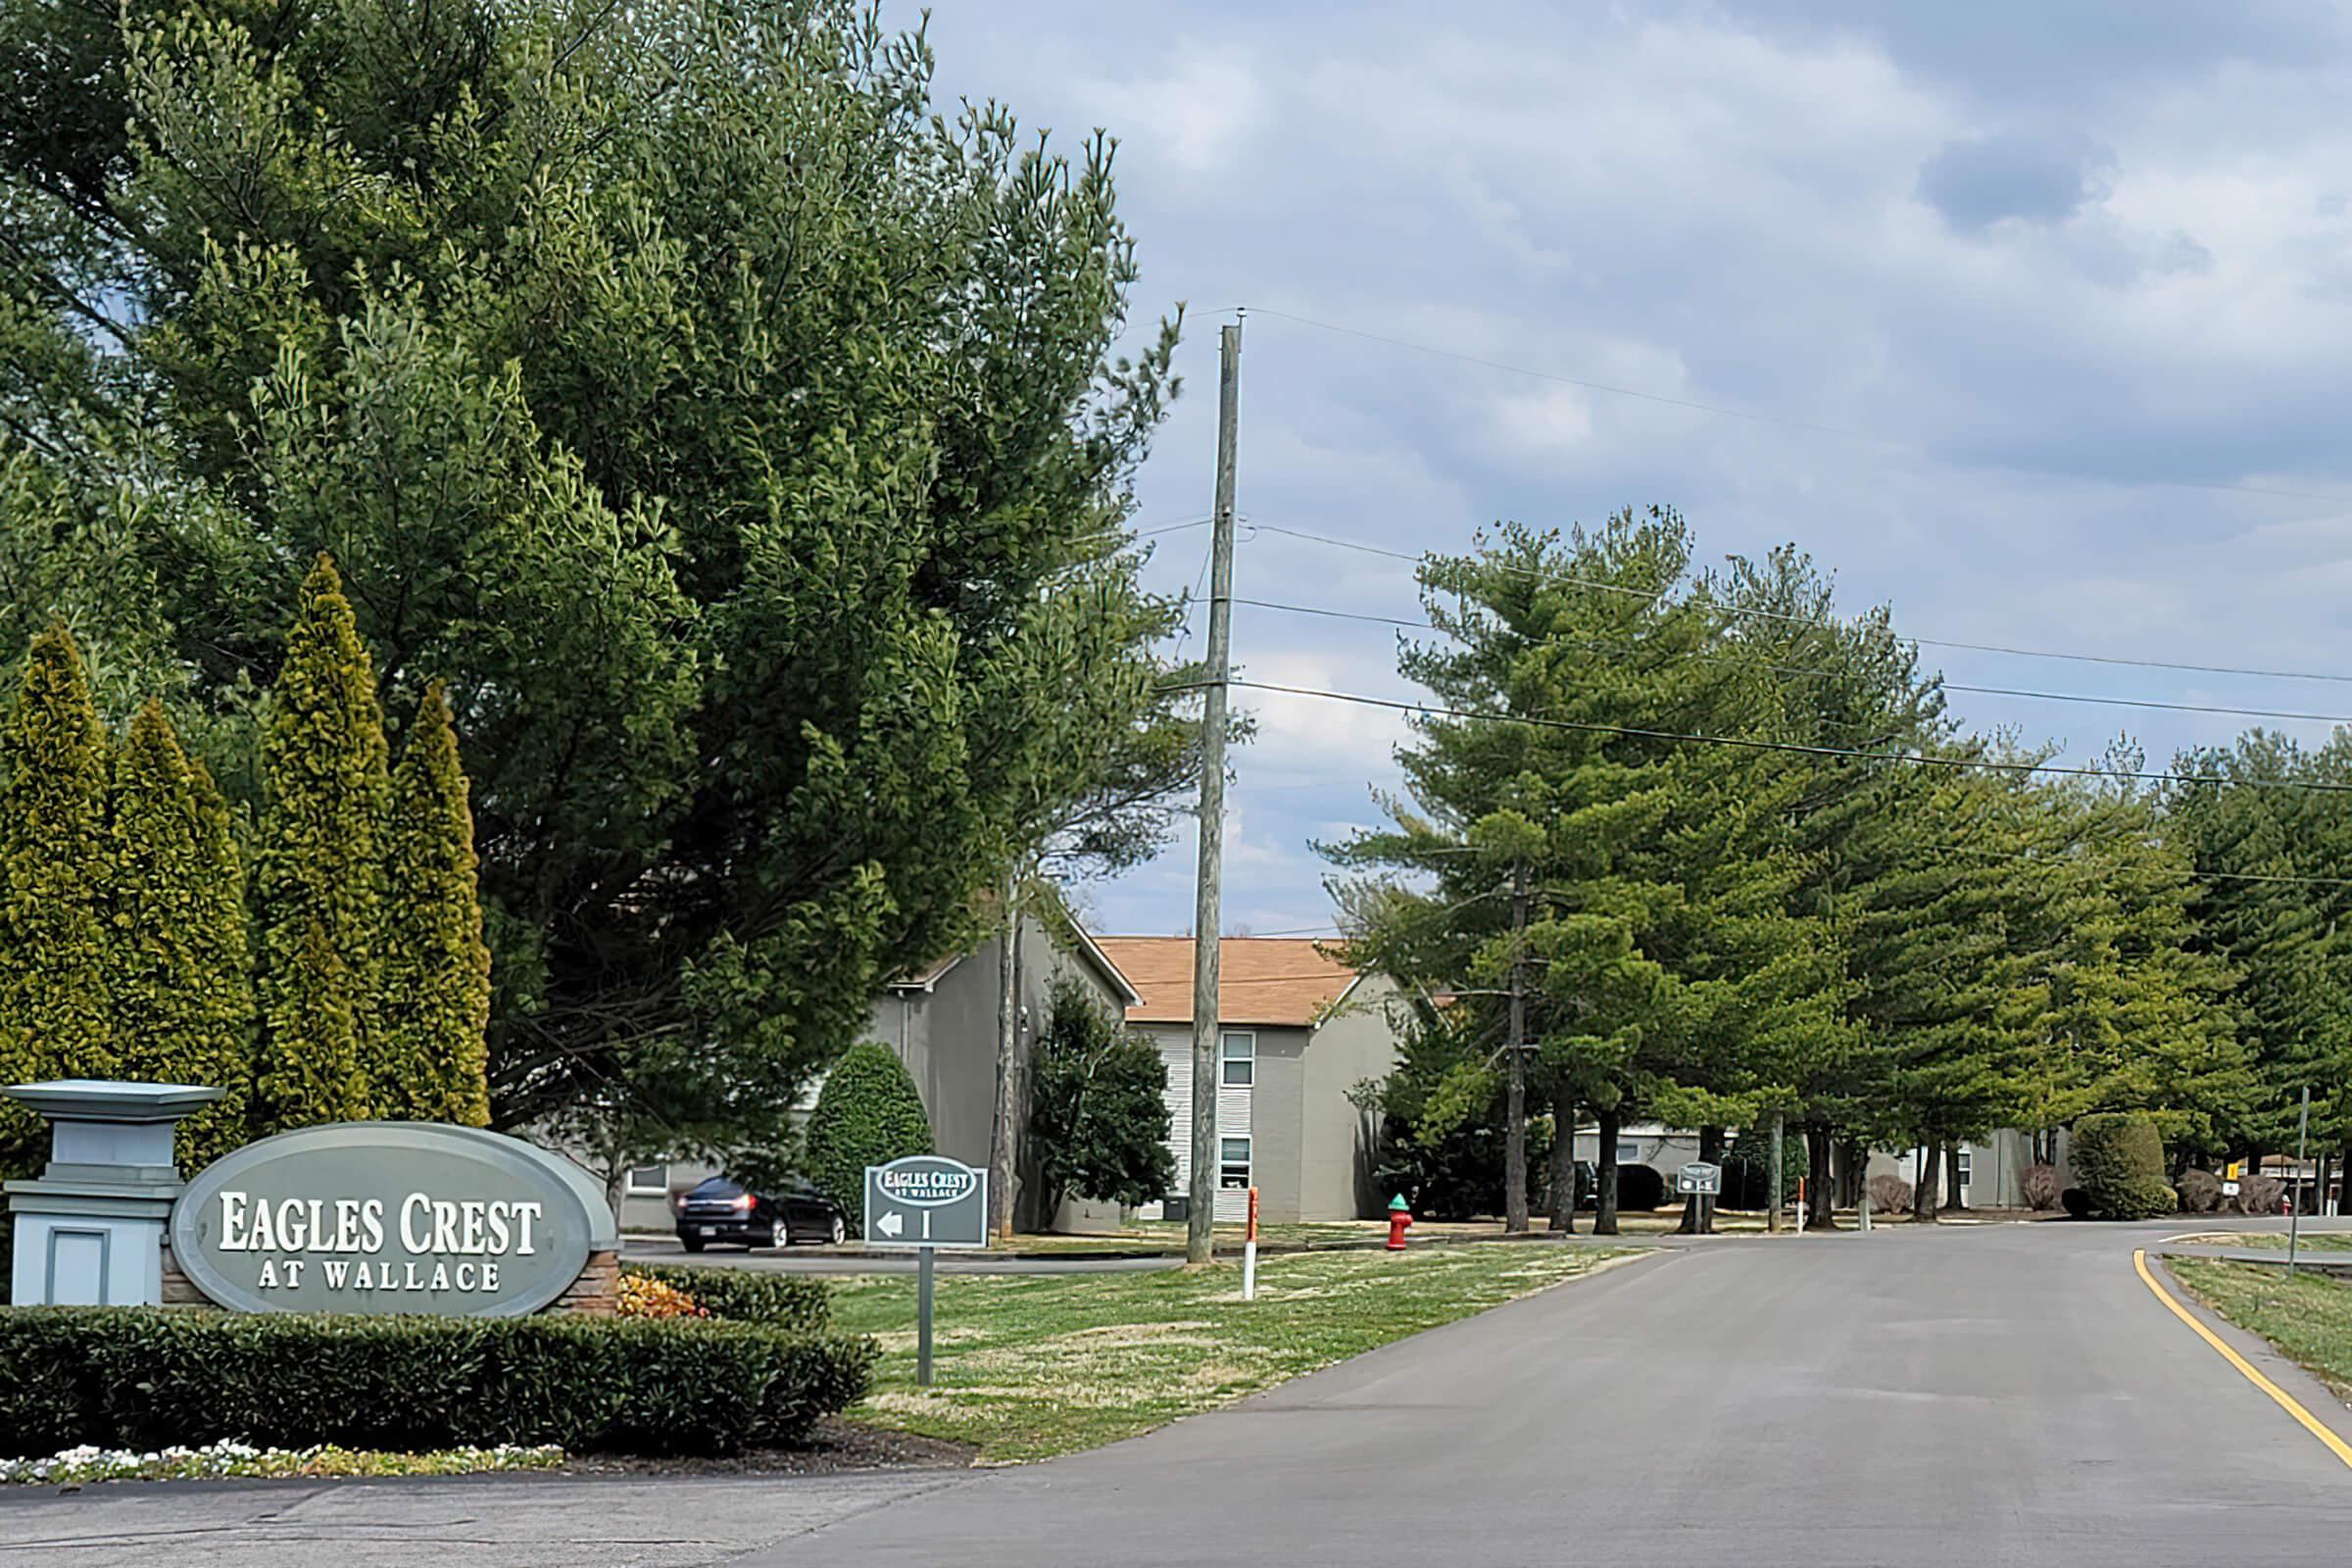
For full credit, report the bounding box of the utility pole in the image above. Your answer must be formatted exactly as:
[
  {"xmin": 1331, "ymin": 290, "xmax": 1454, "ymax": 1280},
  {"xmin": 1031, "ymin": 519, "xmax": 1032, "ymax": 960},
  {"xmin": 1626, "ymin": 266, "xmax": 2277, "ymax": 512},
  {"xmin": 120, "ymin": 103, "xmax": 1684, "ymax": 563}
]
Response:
[
  {"xmin": 1766, "ymin": 1108, "xmax": 1786, "ymax": 1234},
  {"xmin": 2289, "ymin": 1084, "xmax": 2311, "ymax": 1278},
  {"xmin": 1504, "ymin": 869, "xmax": 1530, "ymax": 1235},
  {"xmin": 1186, "ymin": 320, "xmax": 1241, "ymax": 1267}
]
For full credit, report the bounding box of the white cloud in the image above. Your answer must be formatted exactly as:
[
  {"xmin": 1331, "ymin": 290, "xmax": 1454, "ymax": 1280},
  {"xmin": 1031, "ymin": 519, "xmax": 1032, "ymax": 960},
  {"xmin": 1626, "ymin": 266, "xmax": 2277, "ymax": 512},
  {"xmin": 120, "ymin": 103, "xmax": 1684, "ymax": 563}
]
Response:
[{"xmin": 913, "ymin": 0, "xmax": 2352, "ymax": 935}]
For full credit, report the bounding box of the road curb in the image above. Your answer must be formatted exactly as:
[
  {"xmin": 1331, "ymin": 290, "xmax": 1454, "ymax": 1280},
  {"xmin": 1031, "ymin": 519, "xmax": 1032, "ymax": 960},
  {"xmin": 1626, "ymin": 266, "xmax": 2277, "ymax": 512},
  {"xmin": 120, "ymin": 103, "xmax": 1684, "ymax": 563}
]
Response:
[{"xmin": 2135, "ymin": 1248, "xmax": 2352, "ymax": 1469}]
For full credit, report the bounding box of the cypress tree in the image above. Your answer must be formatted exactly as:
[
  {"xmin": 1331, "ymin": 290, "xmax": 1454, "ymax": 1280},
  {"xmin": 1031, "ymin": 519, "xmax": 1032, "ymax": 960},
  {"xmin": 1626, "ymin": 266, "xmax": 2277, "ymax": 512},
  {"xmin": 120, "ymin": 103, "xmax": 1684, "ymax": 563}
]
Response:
[
  {"xmin": 379, "ymin": 680, "xmax": 492, "ymax": 1125},
  {"xmin": 254, "ymin": 557, "xmax": 388, "ymax": 1130},
  {"xmin": 111, "ymin": 700, "xmax": 255, "ymax": 1171},
  {"xmin": 0, "ymin": 624, "xmax": 113, "ymax": 1167}
]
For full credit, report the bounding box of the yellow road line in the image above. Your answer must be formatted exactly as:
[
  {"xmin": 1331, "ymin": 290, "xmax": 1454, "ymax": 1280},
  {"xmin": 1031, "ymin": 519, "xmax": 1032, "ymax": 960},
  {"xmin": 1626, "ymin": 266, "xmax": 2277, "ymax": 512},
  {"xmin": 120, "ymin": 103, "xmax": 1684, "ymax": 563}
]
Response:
[{"xmin": 2133, "ymin": 1248, "xmax": 2352, "ymax": 1470}]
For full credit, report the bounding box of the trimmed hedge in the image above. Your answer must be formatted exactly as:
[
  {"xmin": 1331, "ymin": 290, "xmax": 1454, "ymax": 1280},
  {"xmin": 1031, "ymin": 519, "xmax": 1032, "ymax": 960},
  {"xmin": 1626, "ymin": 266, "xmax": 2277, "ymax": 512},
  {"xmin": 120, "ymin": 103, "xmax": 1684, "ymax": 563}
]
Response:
[
  {"xmin": 2071, "ymin": 1113, "xmax": 2174, "ymax": 1220},
  {"xmin": 621, "ymin": 1264, "xmax": 831, "ymax": 1332},
  {"xmin": 805, "ymin": 1042, "xmax": 934, "ymax": 1227},
  {"xmin": 1615, "ymin": 1162, "xmax": 1667, "ymax": 1213},
  {"xmin": 0, "ymin": 1307, "xmax": 875, "ymax": 1458}
]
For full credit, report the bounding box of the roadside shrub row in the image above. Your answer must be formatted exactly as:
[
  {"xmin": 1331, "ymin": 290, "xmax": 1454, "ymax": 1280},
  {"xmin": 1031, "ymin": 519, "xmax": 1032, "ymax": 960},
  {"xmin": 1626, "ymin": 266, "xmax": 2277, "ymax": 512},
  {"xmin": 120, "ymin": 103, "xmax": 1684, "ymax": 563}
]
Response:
[
  {"xmin": 0, "ymin": 1307, "xmax": 874, "ymax": 1458},
  {"xmin": 620, "ymin": 1264, "xmax": 831, "ymax": 1332}
]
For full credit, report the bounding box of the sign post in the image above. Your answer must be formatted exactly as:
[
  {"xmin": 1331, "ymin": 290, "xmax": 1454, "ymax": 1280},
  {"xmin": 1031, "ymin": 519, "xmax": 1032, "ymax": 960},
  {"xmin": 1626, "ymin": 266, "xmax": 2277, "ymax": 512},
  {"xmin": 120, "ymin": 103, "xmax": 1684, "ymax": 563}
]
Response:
[
  {"xmin": 1676, "ymin": 1161, "xmax": 1722, "ymax": 1235},
  {"xmin": 864, "ymin": 1154, "xmax": 987, "ymax": 1388},
  {"xmin": 2290, "ymin": 1086, "xmax": 2312, "ymax": 1278}
]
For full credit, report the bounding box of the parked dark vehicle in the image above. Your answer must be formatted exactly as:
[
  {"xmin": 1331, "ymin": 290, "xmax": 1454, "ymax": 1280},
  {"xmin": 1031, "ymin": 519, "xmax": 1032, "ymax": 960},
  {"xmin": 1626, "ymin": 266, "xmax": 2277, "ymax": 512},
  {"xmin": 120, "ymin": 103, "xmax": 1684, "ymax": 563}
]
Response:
[{"xmin": 674, "ymin": 1175, "xmax": 847, "ymax": 1251}]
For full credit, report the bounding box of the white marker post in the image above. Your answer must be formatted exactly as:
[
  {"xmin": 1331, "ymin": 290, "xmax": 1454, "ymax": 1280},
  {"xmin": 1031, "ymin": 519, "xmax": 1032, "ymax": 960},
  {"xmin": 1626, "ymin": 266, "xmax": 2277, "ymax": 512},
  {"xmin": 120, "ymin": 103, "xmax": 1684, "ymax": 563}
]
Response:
[{"xmin": 1243, "ymin": 1186, "xmax": 1259, "ymax": 1301}]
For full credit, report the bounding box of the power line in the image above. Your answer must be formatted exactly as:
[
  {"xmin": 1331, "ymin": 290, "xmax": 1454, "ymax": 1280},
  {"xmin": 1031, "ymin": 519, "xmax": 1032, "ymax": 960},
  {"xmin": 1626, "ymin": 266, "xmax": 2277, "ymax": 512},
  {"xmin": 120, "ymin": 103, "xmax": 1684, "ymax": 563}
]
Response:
[
  {"xmin": 1227, "ymin": 677, "xmax": 2352, "ymax": 797},
  {"xmin": 1243, "ymin": 306, "xmax": 2352, "ymax": 507},
  {"xmin": 1229, "ymin": 594, "xmax": 2352, "ymax": 726},
  {"xmin": 1248, "ymin": 520, "xmax": 2352, "ymax": 687}
]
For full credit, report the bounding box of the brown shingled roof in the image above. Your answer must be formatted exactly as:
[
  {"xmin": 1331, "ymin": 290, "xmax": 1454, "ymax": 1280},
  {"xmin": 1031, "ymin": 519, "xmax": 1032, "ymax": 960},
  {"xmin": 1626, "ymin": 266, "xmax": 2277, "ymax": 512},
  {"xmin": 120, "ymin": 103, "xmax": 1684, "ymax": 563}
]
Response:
[{"xmin": 1091, "ymin": 936, "xmax": 1357, "ymax": 1027}]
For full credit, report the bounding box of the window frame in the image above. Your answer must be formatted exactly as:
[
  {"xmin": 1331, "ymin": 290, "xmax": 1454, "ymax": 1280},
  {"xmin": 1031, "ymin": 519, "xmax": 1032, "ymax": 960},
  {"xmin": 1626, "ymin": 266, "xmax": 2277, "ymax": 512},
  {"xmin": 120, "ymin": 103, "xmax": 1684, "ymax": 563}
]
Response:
[
  {"xmin": 1955, "ymin": 1146, "xmax": 1973, "ymax": 1190},
  {"xmin": 1615, "ymin": 1140, "xmax": 1642, "ymax": 1163},
  {"xmin": 1220, "ymin": 1030, "xmax": 1256, "ymax": 1089},
  {"xmin": 1219, "ymin": 1136, "xmax": 1252, "ymax": 1190},
  {"xmin": 624, "ymin": 1162, "xmax": 669, "ymax": 1198}
]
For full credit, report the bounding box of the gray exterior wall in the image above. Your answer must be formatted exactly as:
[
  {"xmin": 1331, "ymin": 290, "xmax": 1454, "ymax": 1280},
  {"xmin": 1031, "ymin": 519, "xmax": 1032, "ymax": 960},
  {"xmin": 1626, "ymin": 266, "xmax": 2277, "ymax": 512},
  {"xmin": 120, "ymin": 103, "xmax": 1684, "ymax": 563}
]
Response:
[
  {"xmin": 1571, "ymin": 1126, "xmax": 1704, "ymax": 1176},
  {"xmin": 1245, "ymin": 1025, "xmax": 1311, "ymax": 1224},
  {"xmin": 1298, "ymin": 978, "xmax": 1402, "ymax": 1221},
  {"xmin": 1865, "ymin": 1129, "xmax": 2070, "ymax": 1210},
  {"xmin": 1135, "ymin": 977, "xmax": 1404, "ymax": 1226},
  {"xmin": 610, "ymin": 909, "xmax": 1132, "ymax": 1235}
]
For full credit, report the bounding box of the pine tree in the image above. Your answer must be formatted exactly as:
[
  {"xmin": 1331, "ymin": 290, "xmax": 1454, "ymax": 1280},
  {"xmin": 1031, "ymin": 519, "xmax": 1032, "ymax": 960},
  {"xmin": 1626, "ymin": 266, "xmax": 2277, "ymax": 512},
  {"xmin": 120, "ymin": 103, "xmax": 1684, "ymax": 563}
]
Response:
[
  {"xmin": 379, "ymin": 681, "xmax": 491, "ymax": 1125},
  {"xmin": 110, "ymin": 700, "xmax": 255, "ymax": 1169},
  {"xmin": 0, "ymin": 624, "xmax": 113, "ymax": 1167},
  {"xmin": 254, "ymin": 557, "xmax": 388, "ymax": 1130},
  {"xmin": 259, "ymin": 918, "xmax": 366, "ymax": 1128}
]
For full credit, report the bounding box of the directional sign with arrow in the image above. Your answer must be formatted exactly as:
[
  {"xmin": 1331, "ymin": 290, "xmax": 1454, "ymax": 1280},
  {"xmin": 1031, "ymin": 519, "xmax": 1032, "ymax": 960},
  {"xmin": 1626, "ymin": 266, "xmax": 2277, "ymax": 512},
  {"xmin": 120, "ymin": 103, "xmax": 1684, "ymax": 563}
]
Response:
[{"xmin": 863, "ymin": 1154, "xmax": 988, "ymax": 1250}]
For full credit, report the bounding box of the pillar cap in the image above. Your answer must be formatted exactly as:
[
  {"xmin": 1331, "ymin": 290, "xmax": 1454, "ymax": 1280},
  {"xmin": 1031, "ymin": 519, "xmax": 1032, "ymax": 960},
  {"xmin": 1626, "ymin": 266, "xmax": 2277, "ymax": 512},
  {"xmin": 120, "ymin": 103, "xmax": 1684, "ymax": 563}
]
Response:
[{"xmin": 3, "ymin": 1079, "xmax": 224, "ymax": 1123}]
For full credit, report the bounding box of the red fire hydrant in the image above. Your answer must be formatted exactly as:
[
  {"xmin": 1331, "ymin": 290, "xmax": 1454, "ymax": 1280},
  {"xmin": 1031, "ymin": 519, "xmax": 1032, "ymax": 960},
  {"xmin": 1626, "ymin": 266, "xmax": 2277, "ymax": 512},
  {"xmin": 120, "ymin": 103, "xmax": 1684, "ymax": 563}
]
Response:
[{"xmin": 1386, "ymin": 1194, "xmax": 1413, "ymax": 1250}]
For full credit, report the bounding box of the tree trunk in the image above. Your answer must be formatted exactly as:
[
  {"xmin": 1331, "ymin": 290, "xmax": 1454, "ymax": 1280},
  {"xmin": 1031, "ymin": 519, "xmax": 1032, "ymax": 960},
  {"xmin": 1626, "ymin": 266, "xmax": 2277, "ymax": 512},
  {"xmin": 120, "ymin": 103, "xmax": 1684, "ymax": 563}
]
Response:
[
  {"xmin": 1547, "ymin": 1089, "xmax": 1577, "ymax": 1233},
  {"xmin": 1838, "ymin": 1137, "xmax": 1865, "ymax": 1208},
  {"xmin": 1913, "ymin": 1139, "xmax": 1940, "ymax": 1223},
  {"xmin": 1593, "ymin": 1105, "xmax": 1621, "ymax": 1236},
  {"xmin": 1805, "ymin": 1122, "xmax": 1838, "ymax": 1229},
  {"xmin": 987, "ymin": 880, "xmax": 1021, "ymax": 1240},
  {"xmin": 1942, "ymin": 1143, "xmax": 1967, "ymax": 1212}
]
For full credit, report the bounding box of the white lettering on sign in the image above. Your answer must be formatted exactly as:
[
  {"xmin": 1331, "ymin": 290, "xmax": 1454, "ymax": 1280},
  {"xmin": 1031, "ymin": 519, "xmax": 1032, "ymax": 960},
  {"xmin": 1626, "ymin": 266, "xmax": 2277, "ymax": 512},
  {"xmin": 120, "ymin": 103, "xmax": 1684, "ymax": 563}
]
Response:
[
  {"xmin": 878, "ymin": 1169, "xmax": 976, "ymax": 1204},
  {"xmin": 212, "ymin": 1187, "xmax": 547, "ymax": 1294}
]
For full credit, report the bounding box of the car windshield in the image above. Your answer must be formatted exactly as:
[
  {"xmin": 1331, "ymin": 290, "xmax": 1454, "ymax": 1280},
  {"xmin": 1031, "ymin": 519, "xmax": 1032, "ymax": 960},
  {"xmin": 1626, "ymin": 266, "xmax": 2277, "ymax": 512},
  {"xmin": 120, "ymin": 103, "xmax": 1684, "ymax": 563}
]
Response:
[{"xmin": 687, "ymin": 1177, "xmax": 744, "ymax": 1199}]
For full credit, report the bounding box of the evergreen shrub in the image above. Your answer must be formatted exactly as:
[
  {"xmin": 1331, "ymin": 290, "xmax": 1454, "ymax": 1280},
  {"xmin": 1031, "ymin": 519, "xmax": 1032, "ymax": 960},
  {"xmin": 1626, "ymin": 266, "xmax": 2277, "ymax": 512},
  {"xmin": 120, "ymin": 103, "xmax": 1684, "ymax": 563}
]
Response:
[
  {"xmin": 1615, "ymin": 1162, "xmax": 1667, "ymax": 1213},
  {"xmin": 620, "ymin": 1265, "xmax": 831, "ymax": 1332},
  {"xmin": 2071, "ymin": 1113, "xmax": 2174, "ymax": 1220},
  {"xmin": 0, "ymin": 1307, "xmax": 873, "ymax": 1457},
  {"xmin": 803, "ymin": 1043, "xmax": 933, "ymax": 1227}
]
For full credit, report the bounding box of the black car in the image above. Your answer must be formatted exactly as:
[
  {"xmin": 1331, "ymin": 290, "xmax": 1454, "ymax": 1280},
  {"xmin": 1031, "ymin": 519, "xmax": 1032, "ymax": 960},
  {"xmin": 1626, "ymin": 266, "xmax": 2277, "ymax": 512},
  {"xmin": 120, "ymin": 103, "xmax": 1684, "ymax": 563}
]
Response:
[{"xmin": 674, "ymin": 1175, "xmax": 848, "ymax": 1251}]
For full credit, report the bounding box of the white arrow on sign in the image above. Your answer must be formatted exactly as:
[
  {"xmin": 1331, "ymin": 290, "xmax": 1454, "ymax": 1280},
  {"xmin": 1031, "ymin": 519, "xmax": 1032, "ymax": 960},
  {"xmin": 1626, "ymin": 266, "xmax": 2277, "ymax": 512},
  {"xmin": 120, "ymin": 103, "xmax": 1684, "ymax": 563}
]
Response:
[{"xmin": 877, "ymin": 1210, "xmax": 904, "ymax": 1238}]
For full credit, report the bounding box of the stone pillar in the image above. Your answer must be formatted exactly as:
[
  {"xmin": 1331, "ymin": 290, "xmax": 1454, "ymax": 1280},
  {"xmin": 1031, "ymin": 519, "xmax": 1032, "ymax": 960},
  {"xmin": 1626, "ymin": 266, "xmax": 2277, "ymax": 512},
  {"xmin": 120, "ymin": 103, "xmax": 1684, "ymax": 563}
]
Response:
[{"xmin": 4, "ymin": 1079, "xmax": 222, "ymax": 1306}]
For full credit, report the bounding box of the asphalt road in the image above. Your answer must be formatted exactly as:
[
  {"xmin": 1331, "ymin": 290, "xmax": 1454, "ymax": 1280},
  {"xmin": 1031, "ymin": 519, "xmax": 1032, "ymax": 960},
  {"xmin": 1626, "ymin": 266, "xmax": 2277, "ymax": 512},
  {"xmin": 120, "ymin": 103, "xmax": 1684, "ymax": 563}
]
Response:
[
  {"xmin": 760, "ymin": 1219, "xmax": 2352, "ymax": 1567},
  {"xmin": 17, "ymin": 1220, "xmax": 2352, "ymax": 1565}
]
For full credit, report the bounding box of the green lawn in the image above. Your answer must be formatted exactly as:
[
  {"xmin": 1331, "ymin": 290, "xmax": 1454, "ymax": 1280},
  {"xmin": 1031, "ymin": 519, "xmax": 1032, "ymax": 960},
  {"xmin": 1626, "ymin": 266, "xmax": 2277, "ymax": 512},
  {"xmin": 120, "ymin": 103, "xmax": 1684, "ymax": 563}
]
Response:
[
  {"xmin": 2175, "ymin": 1230, "xmax": 2352, "ymax": 1252},
  {"xmin": 829, "ymin": 1245, "xmax": 1641, "ymax": 1462},
  {"xmin": 2168, "ymin": 1257, "xmax": 2352, "ymax": 1397}
]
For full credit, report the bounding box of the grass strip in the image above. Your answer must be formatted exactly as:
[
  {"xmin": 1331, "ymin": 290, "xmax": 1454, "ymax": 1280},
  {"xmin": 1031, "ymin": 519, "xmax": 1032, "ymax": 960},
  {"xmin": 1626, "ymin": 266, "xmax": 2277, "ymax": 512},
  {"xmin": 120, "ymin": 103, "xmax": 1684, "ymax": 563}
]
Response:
[
  {"xmin": 2168, "ymin": 1257, "xmax": 2352, "ymax": 1400},
  {"xmin": 829, "ymin": 1244, "xmax": 1638, "ymax": 1462}
]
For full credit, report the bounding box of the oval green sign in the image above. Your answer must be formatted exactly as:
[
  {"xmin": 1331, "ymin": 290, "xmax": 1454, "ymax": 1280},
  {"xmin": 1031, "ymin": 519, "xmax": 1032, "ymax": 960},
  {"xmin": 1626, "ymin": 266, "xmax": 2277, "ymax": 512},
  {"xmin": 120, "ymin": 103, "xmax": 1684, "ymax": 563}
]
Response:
[{"xmin": 170, "ymin": 1122, "xmax": 614, "ymax": 1316}]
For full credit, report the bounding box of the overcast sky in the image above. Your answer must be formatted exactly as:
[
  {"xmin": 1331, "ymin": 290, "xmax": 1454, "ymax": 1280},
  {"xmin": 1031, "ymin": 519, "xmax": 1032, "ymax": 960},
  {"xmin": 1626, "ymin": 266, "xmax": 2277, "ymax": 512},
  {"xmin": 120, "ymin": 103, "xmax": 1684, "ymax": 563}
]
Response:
[{"xmin": 912, "ymin": 1, "xmax": 2352, "ymax": 939}]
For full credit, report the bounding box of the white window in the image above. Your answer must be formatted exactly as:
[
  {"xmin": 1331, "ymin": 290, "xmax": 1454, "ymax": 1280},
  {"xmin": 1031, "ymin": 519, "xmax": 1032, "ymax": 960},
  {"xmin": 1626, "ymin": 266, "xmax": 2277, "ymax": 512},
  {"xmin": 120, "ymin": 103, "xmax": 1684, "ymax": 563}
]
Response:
[
  {"xmin": 1220, "ymin": 1137, "xmax": 1251, "ymax": 1189},
  {"xmin": 1615, "ymin": 1141, "xmax": 1641, "ymax": 1163},
  {"xmin": 1221, "ymin": 1031, "xmax": 1255, "ymax": 1088},
  {"xmin": 624, "ymin": 1163, "xmax": 668, "ymax": 1197},
  {"xmin": 1956, "ymin": 1147, "xmax": 1973, "ymax": 1190}
]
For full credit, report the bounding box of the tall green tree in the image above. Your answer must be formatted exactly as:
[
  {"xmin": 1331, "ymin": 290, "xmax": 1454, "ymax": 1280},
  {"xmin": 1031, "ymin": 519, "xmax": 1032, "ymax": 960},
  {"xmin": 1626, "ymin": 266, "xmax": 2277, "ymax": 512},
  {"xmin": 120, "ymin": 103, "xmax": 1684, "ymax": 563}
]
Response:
[
  {"xmin": 1027, "ymin": 978, "xmax": 1175, "ymax": 1220},
  {"xmin": 1332, "ymin": 511, "xmax": 1846, "ymax": 1235},
  {"xmin": 379, "ymin": 679, "xmax": 491, "ymax": 1125},
  {"xmin": 0, "ymin": 623, "xmax": 113, "ymax": 1166},
  {"xmin": 254, "ymin": 556, "xmax": 387, "ymax": 1130},
  {"xmin": 2167, "ymin": 731, "xmax": 2352, "ymax": 1167},
  {"xmin": 0, "ymin": 0, "xmax": 1190, "ymax": 1154},
  {"xmin": 110, "ymin": 698, "xmax": 253, "ymax": 1169}
]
